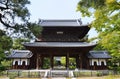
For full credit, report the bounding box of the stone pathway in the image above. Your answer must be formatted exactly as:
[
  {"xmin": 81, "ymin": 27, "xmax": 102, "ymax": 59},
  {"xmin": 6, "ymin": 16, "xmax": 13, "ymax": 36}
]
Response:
[
  {"xmin": 0, "ymin": 78, "xmax": 9, "ymax": 79},
  {"xmin": 41, "ymin": 78, "xmax": 76, "ymax": 79},
  {"xmin": 42, "ymin": 77, "xmax": 76, "ymax": 79},
  {"xmin": 15, "ymin": 78, "xmax": 76, "ymax": 79},
  {"xmin": 42, "ymin": 78, "xmax": 66, "ymax": 79}
]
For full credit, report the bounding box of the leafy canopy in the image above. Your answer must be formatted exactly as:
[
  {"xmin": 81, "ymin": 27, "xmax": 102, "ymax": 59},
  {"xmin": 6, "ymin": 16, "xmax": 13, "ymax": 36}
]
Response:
[
  {"xmin": 0, "ymin": 0, "xmax": 42, "ymax": 39},
  {"xmin": 77, "ymin": 0, "xmax": 120, "ymax": 59},
  {"xmin": 0, "ymin": 0, "xmax": 43, "ymax": 71},
  {"xmin": 12, "ymin": 38, "xmax": 29, "ymax": 50},
  {"xmin": 0, "ymin": 30, "xmax": 12, "ymax": 71},
  {"xmin": 0, "ymin": 0, "xmax": 30, "ymax": 28}
]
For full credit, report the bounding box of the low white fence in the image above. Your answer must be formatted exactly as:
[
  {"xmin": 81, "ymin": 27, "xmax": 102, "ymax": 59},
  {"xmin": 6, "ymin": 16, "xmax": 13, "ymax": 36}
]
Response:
[{"xmin": 0, "ymin": 69, "xmax": 116, "ymax": 78}]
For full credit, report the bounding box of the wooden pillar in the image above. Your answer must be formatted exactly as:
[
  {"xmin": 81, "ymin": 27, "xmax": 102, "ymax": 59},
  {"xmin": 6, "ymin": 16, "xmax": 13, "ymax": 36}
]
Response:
[
  {"xmin": 76, "ymin": 55, "xmax": 80, "ymax": 69},
  {"xmin": 79, "ymin": 54, "xmax": 82, "ymax": 69},
  {"xmin": 50, "ymin": 55, "xmax": 54, "ymax": 69},
  {"xmin": 87, "ymin": 59, "xmax": 89, "ymax": 69},
  {"xmin": 39, "ymin": 54, "xmax": 42, "ymax": 69},
  {"xmin": 41, "ymin": 56, "xmax": 44, "ymax": 69},
  {"xmin": 11, "ymin": 59, "xmax": 13, "ymax": 69},
  {"xmin": 36, "ymin": 53, "xmax": 39, "ymax": 69},
  {"xmin": 94, "ymin": 65, "xmax": 95, "ymax": 70},
  {"xmin": 66, "ymin": 53, "xmax": 69, "ymax": 69}
]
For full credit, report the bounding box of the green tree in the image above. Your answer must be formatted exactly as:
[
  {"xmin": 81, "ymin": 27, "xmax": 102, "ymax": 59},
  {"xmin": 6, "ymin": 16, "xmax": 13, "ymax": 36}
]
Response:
[
  {"xmin": 61, "ymin": 57, "xmax": 66, "ymax": 66},
  {"xmin": 0, "ymin": 30, "xmax": 12, "ymax": 71},
  {"xmin": 43, "ymin": 57, "xmax": 50, "ymax": 69},
  {"xmin": 0, "ymin": 0, "xmax": 30, "ymax": 28},
  {"xmin": 24, "ymin": 22, "xmax": 43, "ymax": 39},
  {"xmin": 69, "ymin": 58, "xmax": 76, "ymax": 69},
  {"xmin": 0, "ymin": 0, "xmax": 43, "ymax": 39},
  {"xmin": 61, "ymin": 57, "xmax": 76, "ymax": 69},
  {"xmin": 77, "ymin": 0, "xmax": 120, "ymax": 62},
  {"xmin": 0, "ymin": 0, "xmax": 43, "ymax": 71},
  {"xmin": 12, "ymin": 38, "xmax": 30, "ymax": 50}
]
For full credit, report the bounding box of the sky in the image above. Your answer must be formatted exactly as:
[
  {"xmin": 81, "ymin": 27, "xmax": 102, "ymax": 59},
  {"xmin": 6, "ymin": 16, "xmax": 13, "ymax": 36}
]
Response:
[{"xmin": 28, "ymin": 0, "xmax": 98, "ymax": 38}]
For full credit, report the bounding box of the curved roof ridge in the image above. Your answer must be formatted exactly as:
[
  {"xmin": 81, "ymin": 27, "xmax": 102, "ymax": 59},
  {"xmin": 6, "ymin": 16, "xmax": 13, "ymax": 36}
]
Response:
[
  {"xmin": 7, "ymin": 50, "xmax": 33, "ymax": 58},
  {"xmin": 39, "ymin": 19, "xmax": 89, "ymax": 26},
  {"xmin": 88, "ymin": 50, "xmax": 111, "ymax": 59}
]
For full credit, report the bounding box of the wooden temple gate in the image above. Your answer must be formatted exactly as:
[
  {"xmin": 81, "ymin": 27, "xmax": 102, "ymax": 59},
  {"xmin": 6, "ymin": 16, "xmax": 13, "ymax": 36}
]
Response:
[
  {"xmin": 26, "ymin": 46, "xmax": 92, "ymax": 70},
  {"xmin": 7, "ymin": 19, "xmax": 111, "ymax": 70}
]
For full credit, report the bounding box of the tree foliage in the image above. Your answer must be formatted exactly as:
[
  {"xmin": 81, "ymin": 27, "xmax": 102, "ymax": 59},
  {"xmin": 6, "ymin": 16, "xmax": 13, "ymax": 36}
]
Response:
[
  {"xmin": 12, "ymin": 22, "xmax": 43, "ymax": 39},
  {"xmin": 0, "ymin": 30, "xmax": 12, "ymax": 71},
  {"xmin": 77, "ymin": 0, "xmax": 120, "ymax": 62},
  {"xmin": 0, "ymin": 0, "xmax": 42, "ymax": 39},
  {"xmin": 0, "ymin": 0, "xmax": 30, "ymax": 28},
  {"xmin": 12, "ymin": 38, "xmax": 29, "ymax": 50},
  {"xmin": 61, "ymin": 57, "xmax": 76, "ymax": 69},
  {"xmin": 43, "ymin": 57, "xmax": 50, "ymax": 69},
  {"xmin": 25, "ymin": 22, "xmax": 43, "ymax": 39},
  {"xmin": 61, "ymin": 57, "xmax": 66, "ymax": 66},
  {"xmin": 0, "ymin": 0, "xmax": 43, "ymax": 71}
]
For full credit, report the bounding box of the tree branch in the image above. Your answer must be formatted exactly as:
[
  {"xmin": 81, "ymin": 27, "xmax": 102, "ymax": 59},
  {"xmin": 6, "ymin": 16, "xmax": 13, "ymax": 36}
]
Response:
[
  {"xmin": 0, "ymin": 6, "xmax": 9, "ymax": 10},
  {"xmin": 0, "ymin": 14, "xmax": 12, "ymax": 28},
  {"xmin": 0, "ymin": 0, "xmax": 10, "ymax": 11}
]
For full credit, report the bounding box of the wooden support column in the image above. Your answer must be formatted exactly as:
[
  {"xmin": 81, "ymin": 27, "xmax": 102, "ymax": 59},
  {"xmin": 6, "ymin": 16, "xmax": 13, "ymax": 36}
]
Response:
[
  {"xmin": 39, "ymin": 54, "xmax": 42, "ymax": 69},
  {"xmin": 41, "ymin": 56, "xmax": 44, "ymax": 69},
  {"xmin": 79, "ymin": 54, "xmax": 82, "ymax": 69},
  {"xmin": 12, "ymin": 59, "xmax": 13, "ymax": 69},
  {"xmin": 87, "ymin": 59, "xmax": 89, "ymax": 69},
  {"xmin": 76, "ymin": 55, "xmax": 80, "ymax": 69},
  {"xmin": 36, "ymin": 53, "xmax": 39, "ymax": 69},
  {"xmin": 50, "ymin": 55, "xmax": 54, "ymax": 69},
  {"xmin": 66, "ymin": 53, "xmax": 69, "ymax": 70}
]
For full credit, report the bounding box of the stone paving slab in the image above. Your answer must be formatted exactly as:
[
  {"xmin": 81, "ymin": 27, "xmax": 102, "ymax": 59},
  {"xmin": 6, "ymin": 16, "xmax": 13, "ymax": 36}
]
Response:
[
  {"xmin": 14, "ymin": 77, "xmax": 76, "ymax": 79},
  {"xmin": 41, "ymin": 78, "xmax": 76, "ymax": 79},
  {"xmin": 0, "ymin": 78, "xmax": 9, "ymax": 79},
  {"xmin": 50, "ymin": 78, "xmax": 66, "ymax": 79}
]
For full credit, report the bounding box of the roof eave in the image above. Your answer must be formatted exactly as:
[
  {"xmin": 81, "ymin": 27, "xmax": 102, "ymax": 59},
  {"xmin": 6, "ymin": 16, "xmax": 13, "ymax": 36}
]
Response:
[{"xmin": 40, "ymin": 24, "xmax": 89, "ymax": 27}]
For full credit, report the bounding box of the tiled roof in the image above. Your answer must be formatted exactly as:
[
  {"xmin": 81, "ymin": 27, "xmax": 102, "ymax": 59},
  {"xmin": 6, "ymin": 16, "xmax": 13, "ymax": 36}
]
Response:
[
  {"xmin": 39, "ymin": 19, "xmax": 88, "ymax": 27},
  {"xmin": 23, "ymin": 42, "xmax": 97, "ymax": 48},
  {"xmin": 7, "ymin": 50, "xmax": 33, "ymax": 58},
  {"xmin": 88, "ymin": 51, "xmax": 111, "ymax": 59}
]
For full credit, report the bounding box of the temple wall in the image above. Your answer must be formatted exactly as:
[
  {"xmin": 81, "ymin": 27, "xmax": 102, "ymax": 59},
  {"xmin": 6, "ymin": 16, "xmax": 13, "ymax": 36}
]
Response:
[
  {"xmin": 13, "ymin": 59, "xmax": 29, "ymax": 65},
  {"xmin": 99, "ymin": 59, "xmax": 106, "ymax": 66},
  {"xmin": 21, "ymin": 59, "xmax": 29, "ymax": 65},
  {"xmin": 13, "ymin": 59, "xmax": 21, "ymax": 65},
  {"xmin": 89, "ymin": 59, "xmax": 107, "ymax": 66}
]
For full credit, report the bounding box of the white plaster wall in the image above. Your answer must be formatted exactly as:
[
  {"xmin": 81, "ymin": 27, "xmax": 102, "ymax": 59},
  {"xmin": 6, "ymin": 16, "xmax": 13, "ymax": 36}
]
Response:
[
  {"xmin": 89, "ymin": 59, "xmax": 107, "ymax": 66},
  {"xmin": 91, "ymin": 59, "xmax": 99, "ymax": 66},
  {"xmin": 13, "ymin": 59, "xmax": 29, "ymax": 65},
  {"xmin": 13, "ymin": 59, "xmax": 21, "ymax": 65},
  {"xmin": 99, "ymin": 59, "xmax": 106, "ymax": 66},
  {"xmin": 21, "ymin": 59, "xmax": 28, "ymax": 65},
  {"xmin": 89, "ymin": 59, "xmax": 92, "ymax": 66},
  {"xmin": 27, "ymin": 59, "xmax": 30, "ymax": 65}
]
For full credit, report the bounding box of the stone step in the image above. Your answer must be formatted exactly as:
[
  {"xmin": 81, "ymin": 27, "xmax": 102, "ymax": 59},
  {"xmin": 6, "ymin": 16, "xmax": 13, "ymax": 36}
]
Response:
[{"xmin": 46, "ymin": 70, "xmax": 74, "ymax": 77}]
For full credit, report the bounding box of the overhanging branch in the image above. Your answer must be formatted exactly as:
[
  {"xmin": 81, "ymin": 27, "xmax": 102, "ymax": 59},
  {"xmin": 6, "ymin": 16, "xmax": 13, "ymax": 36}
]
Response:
[
  {"xmin": 0, "ymin": 14, "xmax": 13, "ymax": 28},
  {"xmin": 0, "ymin": 0, "xmax": 10, "ymax": 11}
]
